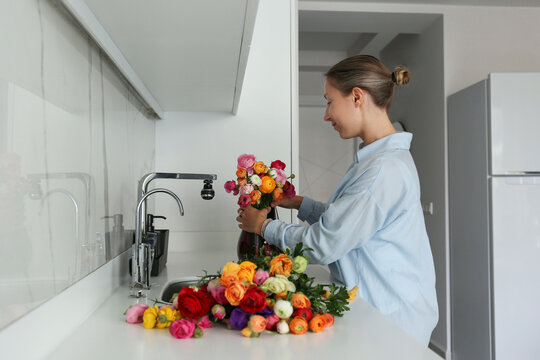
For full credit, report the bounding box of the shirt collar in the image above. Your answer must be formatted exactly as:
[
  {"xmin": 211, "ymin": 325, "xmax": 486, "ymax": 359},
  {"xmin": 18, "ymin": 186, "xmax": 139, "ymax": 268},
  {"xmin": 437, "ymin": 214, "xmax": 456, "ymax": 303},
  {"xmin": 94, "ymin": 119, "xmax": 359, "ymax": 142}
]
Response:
[{"xmin": 355, "ymin": 132, "xmax": 412, "ymax": 163}]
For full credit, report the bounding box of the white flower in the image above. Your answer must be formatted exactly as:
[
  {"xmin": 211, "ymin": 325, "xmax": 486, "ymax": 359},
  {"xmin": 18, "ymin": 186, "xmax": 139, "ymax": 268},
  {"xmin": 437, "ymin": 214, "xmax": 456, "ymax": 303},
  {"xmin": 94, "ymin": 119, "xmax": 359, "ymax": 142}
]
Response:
[
  {"xmin": 262, "ymin": 277, "xmax": 286, "ymax": 294},
  {"xmin": 267, "ymin": 169, "xmax": 277, "ymax": 179},
  {"xmin": 276, "ymin": 320, "xmax": 290, "ymax": 334},
  {"xmin": 250, "ymin": 174, "xmax": 262, "ymax": 186},
  {"xmin": 275, "ymin": 274, "xmax": 296, "ymax": 292},
  {"xmin": 274, "ymin": 300, "xmax": 293, "ymax": 319}
]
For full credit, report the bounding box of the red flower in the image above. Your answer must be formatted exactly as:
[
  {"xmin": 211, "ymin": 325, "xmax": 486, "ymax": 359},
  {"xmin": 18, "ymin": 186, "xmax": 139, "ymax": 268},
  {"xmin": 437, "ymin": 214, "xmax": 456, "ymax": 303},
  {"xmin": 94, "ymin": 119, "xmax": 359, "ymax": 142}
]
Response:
[
  {"xmin": 270, "ymin": 160, "xmax": 286, "ymax": 170},
  {"xmin": 292, "ymin": 307, "xmax": 313, "ymax": 322},
  {"xmin": 283, "ymin": 181, "xmax": 296, "ymax": 198},
  {"xmin": 177, "ymin": 287, "xmax": 214, "ymax": 319},
  {"xmin": 240, "ymin": 287, "xmax": 267, "ymax": 314}
]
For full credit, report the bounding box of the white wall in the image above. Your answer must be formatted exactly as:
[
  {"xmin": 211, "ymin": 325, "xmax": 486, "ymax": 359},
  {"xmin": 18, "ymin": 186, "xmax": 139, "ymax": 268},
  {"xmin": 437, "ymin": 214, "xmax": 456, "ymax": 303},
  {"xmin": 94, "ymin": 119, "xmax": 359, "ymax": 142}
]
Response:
[
  {"xmin": 0, "ymin": 0, "xmax": 155, "ymax": 331},
  {"xmin": 155, "ymin": 0, "xmax": 295, "ymax": 257},
  {"xmin": 301, "ymin": 1, "xmax": 540, "ymax": 357}
]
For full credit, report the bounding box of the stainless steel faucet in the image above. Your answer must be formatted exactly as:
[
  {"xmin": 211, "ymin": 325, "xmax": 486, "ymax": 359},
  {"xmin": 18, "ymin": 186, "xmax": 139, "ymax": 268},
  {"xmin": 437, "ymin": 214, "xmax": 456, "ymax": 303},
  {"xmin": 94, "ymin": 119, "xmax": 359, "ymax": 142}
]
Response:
[{"xmin": 131, "ymin": 188, "xmax": 184, "ymax": 296}]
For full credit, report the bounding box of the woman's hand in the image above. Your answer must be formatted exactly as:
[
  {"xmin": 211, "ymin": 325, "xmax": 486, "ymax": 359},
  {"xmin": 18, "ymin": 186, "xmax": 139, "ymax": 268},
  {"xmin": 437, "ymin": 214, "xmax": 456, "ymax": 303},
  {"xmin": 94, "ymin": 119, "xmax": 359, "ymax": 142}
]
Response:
[
  {"xmin": 236, "ymin": 206, "xmax": 271, "ymax": 235},
  {"xmin": 270, "ymin": 195, "xmax": 304, "ymax": 210}
]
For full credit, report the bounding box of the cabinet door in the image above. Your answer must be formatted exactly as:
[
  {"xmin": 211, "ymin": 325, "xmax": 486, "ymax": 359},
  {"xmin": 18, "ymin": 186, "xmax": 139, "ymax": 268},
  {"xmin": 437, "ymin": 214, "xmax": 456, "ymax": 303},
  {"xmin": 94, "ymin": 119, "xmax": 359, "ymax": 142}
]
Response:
[{"xmin": 491, "ymin": 177, "xmax": 540, "ymax": 359}]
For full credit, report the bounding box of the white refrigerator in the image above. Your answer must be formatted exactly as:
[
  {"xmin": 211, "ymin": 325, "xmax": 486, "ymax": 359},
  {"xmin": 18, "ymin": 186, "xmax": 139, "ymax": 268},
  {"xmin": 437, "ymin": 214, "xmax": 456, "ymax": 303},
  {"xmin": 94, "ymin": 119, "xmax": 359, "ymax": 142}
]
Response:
[{"xmin": 448, "ymin": 73, "xmax": 540, "ymax": 360}]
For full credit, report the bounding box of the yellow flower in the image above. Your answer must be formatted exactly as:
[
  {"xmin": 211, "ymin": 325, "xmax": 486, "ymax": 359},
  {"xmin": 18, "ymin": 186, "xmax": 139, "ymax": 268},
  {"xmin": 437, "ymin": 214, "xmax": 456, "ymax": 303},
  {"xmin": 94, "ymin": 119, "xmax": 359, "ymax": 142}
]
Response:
[
  {"xmin": 253, "ymin": 161, "xmax": 267, "ymax": 175},
  {"xmin": 347, "ymin": 285, "xmax": 359, "ymax": 302},
  {"xmin": 142, "ymin": 305, "xmax": 159, "ymax": 329},
  {"xmin": 222, "ymin": 262, "xmax": 241, "ymax": 275},
  {"xmin": 156, "ymin": 306, "xmax": 177, "ymax": 329},
  {"xmin": 237, "ymin": 261, "xmax": 257, "ymax": 283}
]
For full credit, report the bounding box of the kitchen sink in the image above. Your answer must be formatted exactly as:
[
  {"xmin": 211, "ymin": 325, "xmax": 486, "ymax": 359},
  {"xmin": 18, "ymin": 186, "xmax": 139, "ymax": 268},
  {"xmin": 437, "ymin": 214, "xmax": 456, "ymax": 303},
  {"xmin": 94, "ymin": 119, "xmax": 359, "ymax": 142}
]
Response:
[{"xmin": 160, "ymin": 277, "xmax": 200, "ymax": 303}]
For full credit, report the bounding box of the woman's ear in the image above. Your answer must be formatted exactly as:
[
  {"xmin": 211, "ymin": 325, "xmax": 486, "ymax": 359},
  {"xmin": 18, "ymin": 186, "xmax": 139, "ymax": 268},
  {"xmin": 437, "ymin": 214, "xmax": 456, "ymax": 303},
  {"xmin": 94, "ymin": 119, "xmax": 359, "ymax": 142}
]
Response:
[{"xmin": 351, "ymin": 87, "xmax": 365, "ymax": 106}]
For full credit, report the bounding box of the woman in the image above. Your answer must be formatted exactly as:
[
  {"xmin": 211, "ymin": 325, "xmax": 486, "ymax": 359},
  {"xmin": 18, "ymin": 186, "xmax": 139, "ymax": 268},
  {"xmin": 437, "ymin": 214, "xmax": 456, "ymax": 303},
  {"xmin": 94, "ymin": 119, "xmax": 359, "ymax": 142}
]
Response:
[{"xmin": 236, "ymin": 55, "xmax": 438, "ymax": 345}]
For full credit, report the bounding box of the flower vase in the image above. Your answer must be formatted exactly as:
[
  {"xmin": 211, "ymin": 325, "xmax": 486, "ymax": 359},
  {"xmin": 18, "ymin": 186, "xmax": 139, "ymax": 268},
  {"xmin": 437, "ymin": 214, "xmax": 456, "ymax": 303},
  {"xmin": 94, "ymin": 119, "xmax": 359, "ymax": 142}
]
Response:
[{"xmin": 237, "ymin": 207, "xmax": 277, "ymax": 260}]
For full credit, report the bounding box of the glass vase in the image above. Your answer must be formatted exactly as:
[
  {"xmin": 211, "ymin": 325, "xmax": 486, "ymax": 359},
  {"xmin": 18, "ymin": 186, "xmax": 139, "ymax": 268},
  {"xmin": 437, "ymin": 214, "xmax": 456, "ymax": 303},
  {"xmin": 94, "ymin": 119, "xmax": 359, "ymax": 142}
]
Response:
[{"xmin": 237, "ymin": 207, "xmax": 278, "ymax": 260}]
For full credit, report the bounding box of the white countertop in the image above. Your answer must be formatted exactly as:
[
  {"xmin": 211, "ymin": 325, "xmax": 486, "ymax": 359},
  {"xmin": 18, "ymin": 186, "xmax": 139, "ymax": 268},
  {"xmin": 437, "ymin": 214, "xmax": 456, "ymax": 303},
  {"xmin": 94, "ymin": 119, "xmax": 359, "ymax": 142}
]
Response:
[{"xmin": 45, "ymin": 251, "xmax": 442, "ymax": 360}]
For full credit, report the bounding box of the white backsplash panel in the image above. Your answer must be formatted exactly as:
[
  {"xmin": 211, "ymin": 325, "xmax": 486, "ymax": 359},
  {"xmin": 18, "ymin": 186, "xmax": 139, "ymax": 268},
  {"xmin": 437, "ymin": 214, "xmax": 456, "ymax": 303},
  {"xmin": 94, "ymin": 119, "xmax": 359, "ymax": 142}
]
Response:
[{"xmin": 0, "ymin": 0, "xmax": 155, "ymax": 330}]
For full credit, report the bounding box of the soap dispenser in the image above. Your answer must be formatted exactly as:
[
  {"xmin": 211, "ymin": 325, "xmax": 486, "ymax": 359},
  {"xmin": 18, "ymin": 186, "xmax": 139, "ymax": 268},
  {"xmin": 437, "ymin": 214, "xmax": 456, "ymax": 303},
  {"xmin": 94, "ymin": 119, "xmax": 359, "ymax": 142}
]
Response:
[{"xmin": 145, "ymin": 214, "xmax": 169, "ymax": 276}]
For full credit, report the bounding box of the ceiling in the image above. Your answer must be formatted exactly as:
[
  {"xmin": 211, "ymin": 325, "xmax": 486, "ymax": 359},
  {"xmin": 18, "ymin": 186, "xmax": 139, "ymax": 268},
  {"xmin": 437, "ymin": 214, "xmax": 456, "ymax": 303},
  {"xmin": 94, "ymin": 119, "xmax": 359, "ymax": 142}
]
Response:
[{"xmin": 81, "ymin": 0, "xmax": 254, "ymax": 113}]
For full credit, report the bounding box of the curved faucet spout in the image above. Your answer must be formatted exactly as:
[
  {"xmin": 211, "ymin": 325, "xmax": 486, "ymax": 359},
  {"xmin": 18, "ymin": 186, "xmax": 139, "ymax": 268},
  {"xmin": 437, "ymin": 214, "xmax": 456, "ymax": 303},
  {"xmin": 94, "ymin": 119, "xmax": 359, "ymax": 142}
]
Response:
[{"xmin": 132, "ymin": 188, "xmax": 184, "ymax": 293}]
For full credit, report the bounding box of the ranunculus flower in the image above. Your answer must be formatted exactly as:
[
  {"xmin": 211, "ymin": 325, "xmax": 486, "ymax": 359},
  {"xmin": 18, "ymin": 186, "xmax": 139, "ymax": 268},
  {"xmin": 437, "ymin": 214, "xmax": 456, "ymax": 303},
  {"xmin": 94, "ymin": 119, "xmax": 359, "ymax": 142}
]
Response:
[
  {"xmin": 143, "ymin": 305, "xmax": 159, "ymax": 329},
  {"xmin": 292, "ymin": 308, "xmax": 313, "ymax": 322},
  {"xmin": 253, "ymin": 161, "xmax": 267, "ymax": 175},
  {"xmin": 207, "ymin": 278, "xmax": 221, "ymax": 291},
  {"xmin": 275, "ymin": 274, "xmax": 296, "ymax": 292},
  {"xmin": 230, "ymin": 308, "xmax": 250, "ymax": 330},
  {"xmin": 267, "ymin": 169, "xmax": 277, "ymax": 179},
  {"xmin": 222, "ymin": 262, "xmax": 241, "ymax": 274},
  {"xmin": 275, "ymin": 169, "xmax": 287, "ymax": 185},
  {"xmin": 276, "ymin": 320, "xmax": 290, "ymax": 334},
  {"xmin": 248, "ymin": 315, "xmax": 267, "ymax": 333},
  {"xmin": 157, "ymin": 305, "xmax": 177, "ymax": 329},
  {"xmin": 238, "ymin": 194, "xmax": 251, "ymax": 208},
  {"xmin": 125, "ymin": 304, "xmax": 149, "ymax": 324},
  {"xmin": 292, "ymin": 256, "xmax": 308, "ymax": 273},
  {"xmin": 219, "ymin": 272, "xmax": 239, "ymax": 287},
  {"xmin": 270, "ymin": 160, "xmax": 286, "ymax": 170},
  {"xmin": 236, "ymin": 168, "xmax": 247, "ymax": 178},
  {"xmin": 259, "ymin": 176, "xmax": 276, "ymax": 194},
  {"xmin": 265, "ymin": 314, "xmax": 280, "ymax": 331},
  {"xmin": 269, "ymin": 254, "xmax": 293, "ymax": 276},
  {"xmin": 253, "ymin": 269, "xmax": 269, "ymax": 286},
  {"xmin": 169, "ymin": 319, "xmax": 196, "ymax": 339},
  {"xmin": 210, "ymin": 285, "xmax": 228, "ymax": 305},
  {"xmin": 250, "ymin": 174, "xmax": 262, "ymax": 186},
  {"xmin": 237, "ymin": 177, "xmax": 247, "ymax": 186},
  {"xmin": 240, "ymin": 287, "xmax": 267, "ymax": 314},
  {"xmin": 273, "ymin": 299, "xmax": 294, "ymax": 319},
  {"xmin": 225, "ymin": 281, "xmax": 247, "ymax": 306},
  {"xmin": 237, "ymin": 154, "xmax": 256, "ymax": 174},
  {"xmin": 291, "ymin": 293, "xmax": 311, "ymax": 309},
  {"xmin": 211, "ymin": 304, "xmax": 226, "ymax": 319},
  {"xmin": 177, "ymin": 287, "xmax": 213, "ymax": 319},
  {"xmin": 238, "ymin": 261, "xmax": 257, "ymax": 283},
  {"xmin": 249, "ymin": 190, "xmax": 261, "ymax": 205},
  {"xmin": 322, "ymin": 313, "xmax": 334, "ymax": 327},
  {"xmin": 289, "ymin": 316, "xmax": 309, "ymax": 335},
  {"xmin": 224, "ymin": 180, "xmax": 237, "ymax": 194},
  {"xmin": 283, "ymin": 181, "xmax": 296, "ymax": 198},
  {"xmin": 261, "ymin": 275, "xmax": 295, "ymax": 294},
  {"xmin": 239, "ymin": 184, "xmax": 254, "ymax": 195},
  {"xmin": 196, "ymin": 315, "xmax": 214, "ymax": 329},
  {"xmin": 309, "ymin": 314, "xmax": 327, "ymax": 333},
  {"xmin": 272, "ymin": 187, "xmax": 284, "ymax": 202}
]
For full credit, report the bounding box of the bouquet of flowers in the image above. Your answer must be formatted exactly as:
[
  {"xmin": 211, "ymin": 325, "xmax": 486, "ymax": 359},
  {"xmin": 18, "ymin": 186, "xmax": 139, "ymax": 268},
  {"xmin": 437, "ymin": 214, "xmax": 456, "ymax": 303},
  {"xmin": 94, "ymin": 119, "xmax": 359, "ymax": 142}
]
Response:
[
  {"xmin": 224, "ymin": 154, "xmax": 296, "ymax": 209},
  {"xmin": 125, "ymin": 243, "xmax": 357, "ymax": 339}
]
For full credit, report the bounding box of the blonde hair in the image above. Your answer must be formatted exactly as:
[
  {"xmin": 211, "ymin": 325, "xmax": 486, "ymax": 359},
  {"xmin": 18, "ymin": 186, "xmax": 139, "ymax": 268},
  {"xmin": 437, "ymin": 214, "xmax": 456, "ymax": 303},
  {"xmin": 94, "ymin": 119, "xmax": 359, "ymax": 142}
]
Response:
[{"xmin": 325, "ymin": 55, "xmax": 410, "ymax": 110}]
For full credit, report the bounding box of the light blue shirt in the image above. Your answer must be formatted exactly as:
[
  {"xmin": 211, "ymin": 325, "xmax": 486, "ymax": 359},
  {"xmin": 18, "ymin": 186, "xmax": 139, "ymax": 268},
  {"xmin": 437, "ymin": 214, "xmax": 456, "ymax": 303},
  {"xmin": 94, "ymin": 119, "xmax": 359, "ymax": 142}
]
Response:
[{"xmin": 265, "ymin": 132, "xmax": 438, "ymax": 345}]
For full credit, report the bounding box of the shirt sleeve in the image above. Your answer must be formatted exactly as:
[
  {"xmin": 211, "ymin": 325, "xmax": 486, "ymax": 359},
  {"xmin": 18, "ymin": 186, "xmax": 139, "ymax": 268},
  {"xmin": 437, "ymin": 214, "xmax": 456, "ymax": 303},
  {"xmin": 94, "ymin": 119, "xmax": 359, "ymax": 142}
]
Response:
[
  {"xmin": 297, "ymin": 196, "xmax": 327, "ymax": 224},
  {"xmin": 264, "ymin": 188, "xmax": 384, "ymax": 265}
]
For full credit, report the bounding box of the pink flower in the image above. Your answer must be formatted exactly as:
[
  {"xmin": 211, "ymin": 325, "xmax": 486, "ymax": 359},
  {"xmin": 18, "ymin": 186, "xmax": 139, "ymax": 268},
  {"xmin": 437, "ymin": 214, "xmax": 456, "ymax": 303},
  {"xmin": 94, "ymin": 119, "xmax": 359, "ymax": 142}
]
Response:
[
  {"xmin": 224, "ymin": 180, "xmax": 237, "ymax": 194},
  {"xmin": 169, "ymin": 319, "xmax": 196, "ymax": 339},
  {"xmin": 237, "ymin": 154, "xmax": 256, "ymax": 174},
  {"xmin": 210, "ymin": 286, "xmax": 228, "ymax": 305},
  {"xmin": 265, "ymin": 314, "xmax": 281, "ymax": 331},
  {"xmin": 238, "ymin": 195, "xmax": 251, "ymax": 208},
  {"xmin": 211, "ymin": 304, "xmax": 226, "ymax": 319},
  {"xmin": 274, "ymin": 169, "xmax": 287, "ymax": 185},
  {"xmin": 239, "ymin": 184, "xmax": 254, "ymax": 195},
  {"xmin": 207, "ymin": 278, "xmax": 221, "ymax": 291},
  {"xmin": 125, "ymin": 304, "xmax": 149, "ymax": 324},
  {"xmin": 270, "ymin": 160, "xmax": 286, "ymax": 170},
  {"xmin": 253, "ymin": 270, "xmax": 269, "ymax": 286},
  {"xmin": 284, "ymin": 182, "xmax": 296, "ymax": 198},
  {"xmin": 195, "ymin": 315, "xmax": 214, "ymax": 329}
]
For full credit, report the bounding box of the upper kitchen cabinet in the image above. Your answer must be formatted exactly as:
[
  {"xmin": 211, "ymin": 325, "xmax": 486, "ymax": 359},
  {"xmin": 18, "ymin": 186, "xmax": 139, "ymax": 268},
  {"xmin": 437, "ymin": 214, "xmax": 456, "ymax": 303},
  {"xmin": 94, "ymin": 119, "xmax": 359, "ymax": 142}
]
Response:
[{"xmin": 61, "ymin": 0, "xmax": 259, "ymax": 118}]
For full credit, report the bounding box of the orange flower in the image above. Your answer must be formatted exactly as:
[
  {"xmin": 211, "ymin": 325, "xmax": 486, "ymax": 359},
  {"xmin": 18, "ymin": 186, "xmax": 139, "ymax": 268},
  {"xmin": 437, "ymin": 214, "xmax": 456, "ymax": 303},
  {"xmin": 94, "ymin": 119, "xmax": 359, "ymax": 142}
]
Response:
[
  {"xmin": 291, "ymin": 293, "xmax": 311, "ymax": 309},
  {"xmin": 241, "ymin": 327, "xmax": 253, "ymax": 337},
  {"xmin": 275, "ymin": 291, "xmax": 288, "ymax": 301},
  {"xmin": 269, "ymin": 254, "xmax": 293, "ymax": 276},
  {"xmin": 289, "ymin": 316, "xmax": 308, "ymax": 335},
  {"xmin": 236, "ymin": 168, "xmax": 247, "ymax": 178},
  {"xmin": 250, "ymin": 190, "xmax": 262, "ymax": 205},
  {"xmin": 238, "ymin": 177, "xmax": 247, "ymax": 186},
  {"xmin": 225, "ymin": 281, "xmax": 247, "ymax": 306},
  {"xmin": 253, "ymin": 161, "xmax": 267, "ymax": 175},
  {"xmin": 259, "ymin": 176, "xmax": 276, "ymax": 194},
  {"xmin": 322, "ymin": 313, "xmax": 334, "ymax": 327},
  {"xmin": 248, "ymin": 315, "xmax": 267, "ymax": 333},
  {"xmin": 309, "ymin": 315, "xmax": 326, "ymax": 333},
  {"xmin": 238, "ymin": 261, "xmax": 257, "ymax": 283},
  {"xmin": 272, "ymin": 187, "xmax": 284, "ymax": 202},
  {"xmin": 220, "ymin": 272, "xmax": 239, "ymax": 287},
  {"xmin": 322, "ymin": 290, "xmax": 331, "ymax": 299}
]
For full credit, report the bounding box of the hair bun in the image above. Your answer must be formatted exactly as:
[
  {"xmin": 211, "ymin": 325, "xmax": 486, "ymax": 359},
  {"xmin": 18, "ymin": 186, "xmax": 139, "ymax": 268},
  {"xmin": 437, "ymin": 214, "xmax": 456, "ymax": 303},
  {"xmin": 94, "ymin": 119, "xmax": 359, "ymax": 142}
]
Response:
[{"xmin": 393, "ymin": 66, "xmax": 410, "ymax": 86}]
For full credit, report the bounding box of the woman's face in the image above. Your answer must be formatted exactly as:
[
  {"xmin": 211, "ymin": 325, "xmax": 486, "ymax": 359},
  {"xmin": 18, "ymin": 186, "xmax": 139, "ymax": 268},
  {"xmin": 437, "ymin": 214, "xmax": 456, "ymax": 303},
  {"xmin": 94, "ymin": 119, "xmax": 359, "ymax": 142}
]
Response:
[{"xmin": 323, "ymin": 80, "xmax": 360, "ymax": 139}]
